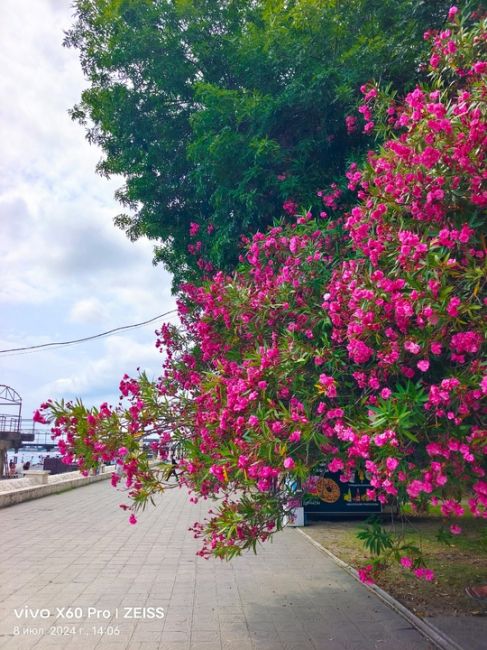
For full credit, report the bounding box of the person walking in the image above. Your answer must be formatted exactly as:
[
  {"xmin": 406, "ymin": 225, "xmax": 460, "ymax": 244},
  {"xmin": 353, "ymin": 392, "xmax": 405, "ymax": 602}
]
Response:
[
  {"xmin": 8, "ymin": 460, "xmax": 17, "ymax": 478},
  {"xmin": 169, "ymin": 454, "xmax": 179, "ymax": 483}
]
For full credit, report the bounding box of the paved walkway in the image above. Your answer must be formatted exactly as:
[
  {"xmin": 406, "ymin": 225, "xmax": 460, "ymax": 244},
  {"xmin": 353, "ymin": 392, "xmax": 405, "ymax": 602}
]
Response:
[{"xmin": 0, "ymin": 482, "xmax": 433, "ymax": 650}]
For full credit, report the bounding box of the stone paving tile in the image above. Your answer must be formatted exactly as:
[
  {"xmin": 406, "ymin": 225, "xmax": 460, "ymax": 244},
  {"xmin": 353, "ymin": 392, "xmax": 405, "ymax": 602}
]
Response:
[
  {"xmin": 425, "ymin": 615, "xmax": 485, "ymax": 650},
  {"xmin": 221, "ymin": 642, "xmax": 252, "ymax": 650},
  {"xmin": 0, "ymin": 481, "xmax": 435, "ymax": 649}
]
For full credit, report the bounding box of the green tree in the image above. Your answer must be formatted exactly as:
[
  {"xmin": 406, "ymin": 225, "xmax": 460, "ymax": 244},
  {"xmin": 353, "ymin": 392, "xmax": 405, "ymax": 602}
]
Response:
[{"xmin": 66, "ymin": 0, "xmax": 453, "ymax": 286}]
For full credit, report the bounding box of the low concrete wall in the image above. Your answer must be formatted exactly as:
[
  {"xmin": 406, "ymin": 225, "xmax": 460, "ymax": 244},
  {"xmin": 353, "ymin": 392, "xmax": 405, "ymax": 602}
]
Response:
[
  {"xmin": 0, "ymin": 468, "xmax": 116, "ymax": 508},
  {"xmin": 23, "ymin": 469, "xmax": 50, "ymax": 484}
]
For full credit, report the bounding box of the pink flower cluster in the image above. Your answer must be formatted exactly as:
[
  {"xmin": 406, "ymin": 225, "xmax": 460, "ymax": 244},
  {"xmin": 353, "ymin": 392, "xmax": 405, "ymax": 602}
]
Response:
[{"xmin": 37, "ymin": 7, "xmax": 486, "ymax": 560}]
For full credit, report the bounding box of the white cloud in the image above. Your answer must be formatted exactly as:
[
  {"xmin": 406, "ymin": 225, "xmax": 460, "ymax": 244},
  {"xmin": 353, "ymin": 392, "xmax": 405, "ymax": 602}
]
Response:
[
  {"xmin": 44, "ymin": 335, "xmax": 163, "ymax": 401},
  {"xmin": 69, "ymin": 298, "xmax": 108, "ymax": 324},
  {"xmin": 0, "ymin": 0, "xmax": 176, "ymax": 417}
]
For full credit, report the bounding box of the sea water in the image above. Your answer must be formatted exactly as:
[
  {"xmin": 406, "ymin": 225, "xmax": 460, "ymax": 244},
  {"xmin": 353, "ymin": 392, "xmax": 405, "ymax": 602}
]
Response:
[{"xmin": 6, "ymin": 448, "xmax": 60, "ymax": 468}]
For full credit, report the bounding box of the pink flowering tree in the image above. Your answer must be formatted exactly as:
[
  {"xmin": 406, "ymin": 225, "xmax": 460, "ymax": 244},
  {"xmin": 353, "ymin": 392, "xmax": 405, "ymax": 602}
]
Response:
[{"xmin": 37, "ymin": 8, "xmax": 485, "ymax": 576}]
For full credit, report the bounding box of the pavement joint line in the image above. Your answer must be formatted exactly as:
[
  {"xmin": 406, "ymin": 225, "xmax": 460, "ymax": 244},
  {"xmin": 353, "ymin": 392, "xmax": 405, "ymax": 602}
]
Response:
[{"xmin": 295, "ymin": 527, "xmax": 465, "ymax": 650}]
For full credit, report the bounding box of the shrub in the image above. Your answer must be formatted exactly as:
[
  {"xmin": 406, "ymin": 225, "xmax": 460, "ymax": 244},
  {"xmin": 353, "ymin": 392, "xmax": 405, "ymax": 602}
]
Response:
[{"xmin": 39, "ymin": 7, "xmax": 486, "ymax": 576}]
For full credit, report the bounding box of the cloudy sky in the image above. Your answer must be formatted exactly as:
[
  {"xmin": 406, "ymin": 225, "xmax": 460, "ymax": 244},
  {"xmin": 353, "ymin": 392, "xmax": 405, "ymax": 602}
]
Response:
[{"xmin": 0, "ymin": 0, "xmax": 176, "ymax": 420}]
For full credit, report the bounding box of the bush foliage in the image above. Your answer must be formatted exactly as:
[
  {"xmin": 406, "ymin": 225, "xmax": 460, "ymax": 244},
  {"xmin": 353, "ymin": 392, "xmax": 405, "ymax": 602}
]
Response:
[{"xmin": 39, "ymin": 6, "xmax": 486, "ymax": 578}]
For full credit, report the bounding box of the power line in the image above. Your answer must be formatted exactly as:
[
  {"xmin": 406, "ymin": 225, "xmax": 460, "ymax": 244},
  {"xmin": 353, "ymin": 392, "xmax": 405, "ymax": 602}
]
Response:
[{"xmin": 0, "ymin": 310, "xmax": 178, "ymax": 356}]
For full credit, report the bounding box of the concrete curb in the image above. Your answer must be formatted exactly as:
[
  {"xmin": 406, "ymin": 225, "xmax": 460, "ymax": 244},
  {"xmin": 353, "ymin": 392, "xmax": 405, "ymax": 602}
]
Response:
[
  {"xmin": 296, "ymin": 527, "xmax": 464, "ymax": 650},
  {"xmin": 0, "ymin": 469, "xmax": 116, "ymax": 508}
]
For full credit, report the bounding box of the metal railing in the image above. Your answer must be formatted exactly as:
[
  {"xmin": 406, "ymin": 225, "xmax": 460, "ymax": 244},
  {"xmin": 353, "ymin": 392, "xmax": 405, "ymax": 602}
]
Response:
[
  {"xmin": 9, "ymin": 419, "xmax": 58, "ymax": 449},
  {"xmin": 13, "ymin": 419, "xmax": 162, "ymax": 450}
]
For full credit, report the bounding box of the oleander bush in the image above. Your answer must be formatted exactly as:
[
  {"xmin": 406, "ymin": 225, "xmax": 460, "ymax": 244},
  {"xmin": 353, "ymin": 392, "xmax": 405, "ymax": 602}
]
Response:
[{"xmin": 38, "ymin": 6, "xmax": 486, "ymax": 579}]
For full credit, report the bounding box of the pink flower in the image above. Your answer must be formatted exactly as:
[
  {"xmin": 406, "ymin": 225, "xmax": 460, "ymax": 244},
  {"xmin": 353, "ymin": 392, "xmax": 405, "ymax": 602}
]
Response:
[
  {"xmin": 283, "ymin": 200, "xmax": 298, "ymax": 216},
  {"xmin": 33, "ymin": 409, "xmax": 48, "ymax": 424},
  {"xmin": 448, "ymin": 6, "xmax": 459, "ymax": 21},
  {"xmin": 417, "ymin": 360, "xmax": 430, "ymax": 372},
  {"xmin": 400, "ymin": 556, "xmax": 413, "ymax": 569},
  {"xmin": 326, "ymin": 408, "xmax": 344, "ymax": 419},
  {"xmin": 189, "ymin": 222, "xmax": 200, "ymax": 236},
  {"xmin": 358, "ymin": 565, "xmax": 374, "ymax": 585},
  {"xmin": 431, "ymin": 342, "xmax": 442, "ymax": 355},
  {"xmin": 472, "ymin": 61, "xmax": 487, "ymax": 74},
  {"xmin": 209, "ymin": 465, "xmax": 225, "ymax": 481},
  {"xmin": 430, "ymin": 53, "xmax": 441, "ymax": 69},
  {"xmin": 363, "ymin": 121, "xmax": 375, "ymax": 134},
  {"xmin": 289, "ymin": 237, "xmax": 299, "ymax": 254},
  {"xmin": 328, "ymin": 458, "xmax": 344, "ymax": 473},
  {"xmin": 447, "ymin": 296, "xmax": 461, "ymax": 317},
  {"xmin": 118, "ymin": 447, "xmax": 129, "ymax": 457},
  {"xmin": 414, "ymin": 568, "xmax": 435, "ymax": 581},
  {"xmin": 450, "ymin": 331, "xmax": 482, "ymax": 355},
  {"xmin": 347, "ymin": 339, "xmax": 374, "ymax": 364},
  {"xmin": 369, "ymin": 376, "xmax": 380, "ymax": 390},
  {"xmin": 407, "ymin": 480, "xmax": 424, "ymax": 498},
  {"xmin": 481, "ymin": 376, "xmax": 487, "ymax": 395},
  {"xmin": 446, "ymin": 40, "xmax": 457, "ymax": 54},
  {"xmin": 380, "ymin": 388, "xmax": 392, "ymax": 399},
  {"xmin": 386, "ymin": 457, "xmax": 399, "ymax": 472},
  {"xmin": 289, "ymin": 430, "xmax": 301, "ymax": 443},
  {"xmin": 318, "ymin": 373, "xmax": 338, "ymax": 398},
  {"xmin": 345, "ymin": 115, "xmax": 358, "ymax": 134},
  {"xmin": 450, "ymin": 524, "xmax": 462, "ymax": 535},
  {"xmin": 283, "ymin": 457, "xmax": 295, "ymax": 470},
  {"xmin": 129, "ymin": 513, "xmax": 137, "ymax": 525},
  {"xmin": 238, "ymin": 455, "xmax": 249, "ymax": 469},
  {"xmin": 404, "ymin": 341, "xmax": 421, "ymax": 354}
]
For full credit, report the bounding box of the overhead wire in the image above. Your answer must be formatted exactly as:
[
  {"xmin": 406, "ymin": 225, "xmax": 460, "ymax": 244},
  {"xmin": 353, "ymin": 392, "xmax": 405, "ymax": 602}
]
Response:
[{"xmin": 0, "ymin": 309, "xmax": 179, "ymax": 356}]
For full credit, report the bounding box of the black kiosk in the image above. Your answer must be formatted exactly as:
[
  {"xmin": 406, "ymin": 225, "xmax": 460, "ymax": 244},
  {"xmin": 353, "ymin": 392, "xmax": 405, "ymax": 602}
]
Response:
[{"xmin": 303, "ymin": 466, "xmax": 382, "ymax": 517}]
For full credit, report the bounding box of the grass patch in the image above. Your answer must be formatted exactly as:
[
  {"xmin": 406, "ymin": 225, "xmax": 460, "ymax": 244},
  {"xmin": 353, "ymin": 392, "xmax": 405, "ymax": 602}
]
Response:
[{"xmin": 303, "ymin": 512, "xmax": 487, "ymax": 618}]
